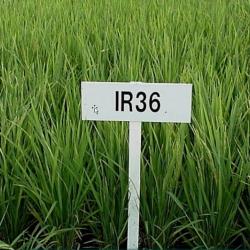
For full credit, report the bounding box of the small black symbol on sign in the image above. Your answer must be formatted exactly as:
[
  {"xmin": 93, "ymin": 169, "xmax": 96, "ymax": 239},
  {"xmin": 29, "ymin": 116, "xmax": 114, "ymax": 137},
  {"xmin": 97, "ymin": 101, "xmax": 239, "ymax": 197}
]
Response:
[{"xmin": 92, "ymin": 105, "xmax": 99, "ymax": 115}]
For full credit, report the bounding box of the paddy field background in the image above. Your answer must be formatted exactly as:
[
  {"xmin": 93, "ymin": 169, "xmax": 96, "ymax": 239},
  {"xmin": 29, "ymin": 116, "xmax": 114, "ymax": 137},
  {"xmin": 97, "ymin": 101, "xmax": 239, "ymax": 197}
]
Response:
[{"xmin": 0, "ymin": 0, "xmax": 249, "ymax": 249}]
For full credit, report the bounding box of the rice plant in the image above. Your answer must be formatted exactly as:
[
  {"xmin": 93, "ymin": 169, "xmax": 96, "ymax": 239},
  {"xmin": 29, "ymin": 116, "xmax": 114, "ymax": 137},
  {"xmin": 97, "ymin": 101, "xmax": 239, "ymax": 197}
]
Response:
[{"xmin": 1, "ymin": 0, "xmax": 249, "ymax": 248}]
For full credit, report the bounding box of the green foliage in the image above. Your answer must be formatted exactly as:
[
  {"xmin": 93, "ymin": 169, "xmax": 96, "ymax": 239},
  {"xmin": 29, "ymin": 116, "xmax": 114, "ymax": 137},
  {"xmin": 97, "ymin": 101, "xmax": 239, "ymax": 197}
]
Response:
[{"xmin": 1, "ymin": 0, "xmax": 249, "ymax": 248}]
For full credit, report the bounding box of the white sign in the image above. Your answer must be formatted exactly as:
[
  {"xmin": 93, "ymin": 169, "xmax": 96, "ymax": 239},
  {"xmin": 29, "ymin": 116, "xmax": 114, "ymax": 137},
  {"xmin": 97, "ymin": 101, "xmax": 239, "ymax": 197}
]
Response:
[
  {"xmin": 81, "ymin": 82, "xmax": 192, "ymax": 123},
  {"xmin": 80, "ymin": 81, "xmax": 192, "ymax": 250}
]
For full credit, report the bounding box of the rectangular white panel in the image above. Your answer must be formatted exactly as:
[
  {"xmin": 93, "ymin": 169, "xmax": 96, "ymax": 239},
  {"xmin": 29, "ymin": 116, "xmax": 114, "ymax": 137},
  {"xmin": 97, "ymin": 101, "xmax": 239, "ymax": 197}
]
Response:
[{"xmin": 81, "ymin": 82, "xmax": 192, "ymax": 123}]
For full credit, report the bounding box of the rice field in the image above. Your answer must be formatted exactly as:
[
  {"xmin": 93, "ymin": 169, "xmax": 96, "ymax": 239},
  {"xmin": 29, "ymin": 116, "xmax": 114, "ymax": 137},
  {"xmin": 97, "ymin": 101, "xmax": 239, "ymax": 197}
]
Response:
[{"xmin": 0, "ymin": 0, "xmax": 250, "ymax": 249}]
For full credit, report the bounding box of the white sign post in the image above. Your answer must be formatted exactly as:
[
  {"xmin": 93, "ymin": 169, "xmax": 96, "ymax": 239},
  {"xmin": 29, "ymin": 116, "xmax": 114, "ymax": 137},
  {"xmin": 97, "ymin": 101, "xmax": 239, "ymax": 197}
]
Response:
[
  {"xmin": 127, "ymin": 121, "xmax": 141, "ymax": 249},
  {"xmin": 81, "ymin": 82, "xmax": 192, "ymax": 249}
]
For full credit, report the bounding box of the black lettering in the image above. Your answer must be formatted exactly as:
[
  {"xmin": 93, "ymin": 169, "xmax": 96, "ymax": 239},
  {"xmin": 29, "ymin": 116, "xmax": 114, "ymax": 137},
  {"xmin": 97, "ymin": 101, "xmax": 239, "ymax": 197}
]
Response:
[
  {"xmin": 150, "ymin": 92, "xmax": 160, "ymax": 112},
  {"xmin": 121, "ymin": 91, "xmax": 133, "ymax": 112},
  {"xmin": 115, "ymin": 91, "xmax": 119, "ymax": 111},
  {"xmin": 136, "ymin": 92, "xmax": 147, "ymax": 112}
]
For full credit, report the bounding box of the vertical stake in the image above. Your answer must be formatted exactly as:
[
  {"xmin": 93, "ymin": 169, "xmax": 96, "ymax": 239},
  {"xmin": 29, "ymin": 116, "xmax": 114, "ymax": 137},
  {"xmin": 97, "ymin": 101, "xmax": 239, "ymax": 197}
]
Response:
[{"xmin": 127, "ymin": 121, "xmax": 141, "ymax": 250}]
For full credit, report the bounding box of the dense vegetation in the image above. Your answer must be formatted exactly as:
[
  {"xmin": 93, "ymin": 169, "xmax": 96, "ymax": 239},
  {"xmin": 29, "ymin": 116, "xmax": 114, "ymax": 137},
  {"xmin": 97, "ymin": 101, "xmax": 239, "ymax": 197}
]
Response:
[{"xmin": 0, "ymin": 0, "xmax": 249, "ymax": 249}]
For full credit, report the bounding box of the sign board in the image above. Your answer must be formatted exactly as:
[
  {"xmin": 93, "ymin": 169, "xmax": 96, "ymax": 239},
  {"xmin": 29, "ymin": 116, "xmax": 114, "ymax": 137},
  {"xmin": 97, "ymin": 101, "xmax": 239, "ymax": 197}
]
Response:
[
  {"xmin": 81, "ymin": 82, "xmax": 192, "ymax": 123},
  {"xmin": 81, "ymin": 81, "xmax": 192, "ymax": 250}
]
